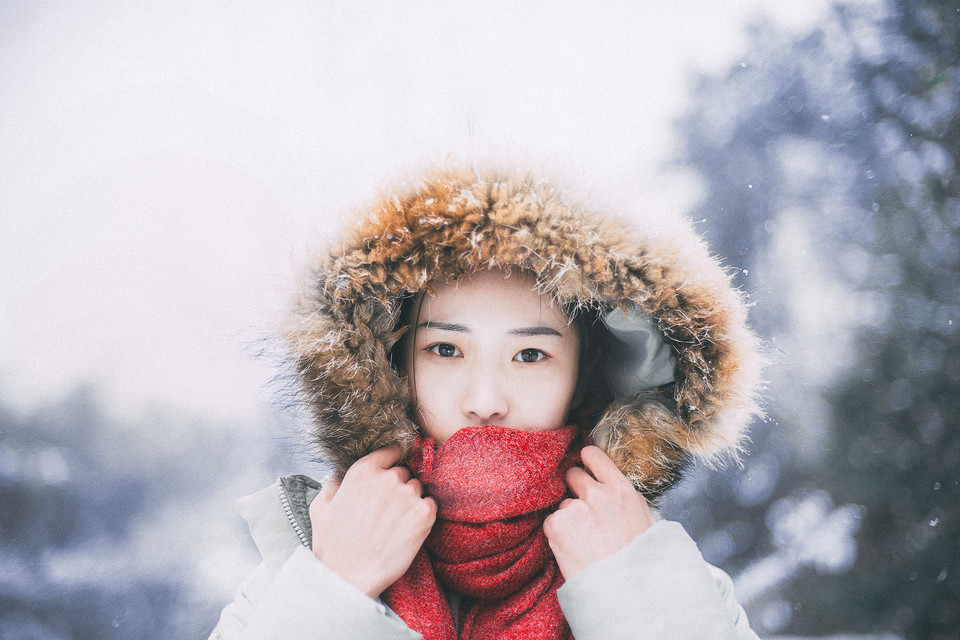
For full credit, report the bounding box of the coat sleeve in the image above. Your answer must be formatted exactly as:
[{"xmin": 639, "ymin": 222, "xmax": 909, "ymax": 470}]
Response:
[
  {"xmin": 208, "ymin": 546, "xmax": 421, "ymax": 640},
  {"xmin": 556, "ymin": 520, "xmax": 759, "ymax": 640},
  {"xmin": 207, "ymin": 482, "xmax": 421, "ymax": 640}
]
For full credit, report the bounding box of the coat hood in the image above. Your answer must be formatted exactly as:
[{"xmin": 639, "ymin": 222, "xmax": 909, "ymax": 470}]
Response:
[{"xmin": 286, "ymin": 165, "xmax": 764, "ymax": 498}]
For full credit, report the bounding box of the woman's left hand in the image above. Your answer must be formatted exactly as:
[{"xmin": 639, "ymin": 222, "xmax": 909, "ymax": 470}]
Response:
[{"xmin": 543, "ymin": 445, "xmax": 656, "ymax": 580}]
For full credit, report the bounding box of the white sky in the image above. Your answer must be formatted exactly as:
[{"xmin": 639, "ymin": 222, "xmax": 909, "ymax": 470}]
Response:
[{"xmin": 0, "ymin": 1, "xmax": 838, "ymax": 426}]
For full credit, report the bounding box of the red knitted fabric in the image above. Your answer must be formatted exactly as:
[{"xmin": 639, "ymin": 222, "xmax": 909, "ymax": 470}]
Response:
[{"xmin": 382, "ymin": 425, "xmax": 579, "ymax": 640}]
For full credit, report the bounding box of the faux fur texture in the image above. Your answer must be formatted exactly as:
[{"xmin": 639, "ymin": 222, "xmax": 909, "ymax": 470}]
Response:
[{"xmin": 286, "ymin": 165, "xmax": 764, "ymax": 498}]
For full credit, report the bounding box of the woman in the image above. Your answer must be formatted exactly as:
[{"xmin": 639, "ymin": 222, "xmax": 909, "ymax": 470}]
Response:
[{"xmin": 210, "ymin": 165, "xmax": 764, "ymax": 639}]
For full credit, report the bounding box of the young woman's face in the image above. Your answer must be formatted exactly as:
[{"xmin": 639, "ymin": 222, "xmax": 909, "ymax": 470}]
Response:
[{"xmin": 404, "ymin": 270, "xmax": 580, "ymax": 444}]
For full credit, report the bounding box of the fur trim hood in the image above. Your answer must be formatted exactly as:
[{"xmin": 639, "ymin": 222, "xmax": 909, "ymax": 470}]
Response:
[{"xmin": 286, "ymin": 166, "xmax": 763, "ymax": 498}]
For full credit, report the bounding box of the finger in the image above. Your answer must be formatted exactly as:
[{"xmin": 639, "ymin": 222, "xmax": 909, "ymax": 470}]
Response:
[
  {"xmin": 405, "ymin": 477, "xmax": 425, "ymax": 496},
  {"xmin": 364, "ymin": 444, "xmax": 404, "ymax": 469},
  {"xmin": 313, "ymin": 477, "xmax": 340, "ymax": 506},
  {"xmin": 580, "ymin": 445, "xmax": 627, "ymax": 484},
  {"xmin": 387, "ymin": 464, "xmax": 412, "ymax": 484},
  {"xmin": 420, "ymin": 495, "xmax": 438, "ymax": 524},
  {"xmin": 565, "ymin": 466, "xmax": 598, "ymax": 498}
]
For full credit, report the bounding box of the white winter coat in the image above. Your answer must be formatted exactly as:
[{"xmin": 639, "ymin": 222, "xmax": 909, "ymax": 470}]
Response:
[{"xmin": 209, "ymin": 476, "xmax": 759, "ymax": 640}]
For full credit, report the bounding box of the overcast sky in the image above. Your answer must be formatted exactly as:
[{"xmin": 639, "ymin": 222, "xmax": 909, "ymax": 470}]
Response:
[{"xmin": 1, "ymin": 1, "xmax": 844, "ymax": 426}]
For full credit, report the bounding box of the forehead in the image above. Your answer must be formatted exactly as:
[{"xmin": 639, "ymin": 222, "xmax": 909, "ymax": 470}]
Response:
[{"xmin": 419, "ymin": 270, "xmax": 567, "ymax": 326}]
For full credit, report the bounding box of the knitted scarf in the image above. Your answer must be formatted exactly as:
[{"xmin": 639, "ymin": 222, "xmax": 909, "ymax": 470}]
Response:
[{"xmin": 382, "ymin": 425, "xmax": 579, "ymax": 640}]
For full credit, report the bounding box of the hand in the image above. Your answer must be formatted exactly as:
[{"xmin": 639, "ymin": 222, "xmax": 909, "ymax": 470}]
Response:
[
  {"xmin": 309, "ymin": 446, "xmax": 437, "ymax": 598},
  {"xmin": 543, "ymin": 445, "xmax": 655, "ymax": 580}
]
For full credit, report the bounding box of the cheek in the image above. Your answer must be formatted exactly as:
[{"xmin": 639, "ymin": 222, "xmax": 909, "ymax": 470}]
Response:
[
  {"xmin": 556, "ymin": 355, "xmax": 581, "ymax": 421},
  {"xmin": 524, "ymin": 368, "xmax": 579, "ymax": 428},
  {"xmin": 408, "ymin": 367, "xmax": 453, "ymax": 434},
  {"xmin": 413, "ymin": 377, "xmax": 441, "ymax": 415}
]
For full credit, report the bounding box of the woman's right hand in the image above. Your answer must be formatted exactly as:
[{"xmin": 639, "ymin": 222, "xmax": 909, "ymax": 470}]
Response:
[{"xmin": 309, "ymin": 445, "xmax": 437, "ymax": 599}]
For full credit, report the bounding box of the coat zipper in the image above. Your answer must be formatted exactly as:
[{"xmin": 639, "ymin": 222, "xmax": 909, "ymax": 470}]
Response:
[{"xmin": 278, "ymin": 480, "xmax": 311, "ymax": 549}]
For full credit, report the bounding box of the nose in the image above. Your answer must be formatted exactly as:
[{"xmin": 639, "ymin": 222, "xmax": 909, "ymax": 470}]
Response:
[{"xmin": 461, "ymin": 360, "xmax": 508, "ymax": 426}]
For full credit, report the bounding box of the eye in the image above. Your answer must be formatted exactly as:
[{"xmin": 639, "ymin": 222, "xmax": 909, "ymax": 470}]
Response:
[
  {"xmin": 426, "ymin": 343, "xmax": 462, "ymax": 358},
  {"xmin": 514, "ymin": 348, "xmax": 548, "ymax": 363}
]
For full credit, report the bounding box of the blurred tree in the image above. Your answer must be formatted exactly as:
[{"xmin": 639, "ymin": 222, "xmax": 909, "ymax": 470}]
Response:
[
  {"xmin": 0, "ymin": 386, "xmax": 281, "ymax": 639},
  {"xmin": 673, "ymin": 0, "xmax": 959, "ymax": 637}
]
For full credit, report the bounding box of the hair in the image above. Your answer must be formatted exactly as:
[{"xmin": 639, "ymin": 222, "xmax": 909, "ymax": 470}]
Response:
[
  {"xmin": 391, "ymin": 292, "xmax": 424, "ymax": 425},
  {"xmin": 566, "ymin": 304, "xmax": 613, "ymax": 430},
  {"xmin": 388, "ymin": 275, "xmax": 612, "ymax": 434}
]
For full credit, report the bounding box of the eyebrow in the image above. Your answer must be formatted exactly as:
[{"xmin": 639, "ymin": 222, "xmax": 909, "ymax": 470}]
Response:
[
  {"xmin": 509, "ymin": 326, "xmax": 563, "ymax": 337},
  {"xmin": 417, "ymin": 321, "xmax": 468, "ymax": 333},
  {"xmin": 417, "ymin": 322, "xmax": 563, "ymax": 337}
]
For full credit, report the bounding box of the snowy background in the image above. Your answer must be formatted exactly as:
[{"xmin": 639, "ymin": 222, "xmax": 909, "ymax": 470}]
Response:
[
  {"xmin": 2, "ymin": 1, "xmax": 957, "ymax": 638},
  {"xmin": 1, "ymin": 0, "xmax": 832, "ymax": 425}
]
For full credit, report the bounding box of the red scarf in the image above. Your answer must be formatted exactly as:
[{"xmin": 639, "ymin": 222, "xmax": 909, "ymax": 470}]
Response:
[{"xmin": 382, "ymin": 425, "xmax": 579, "ymax": 640}]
